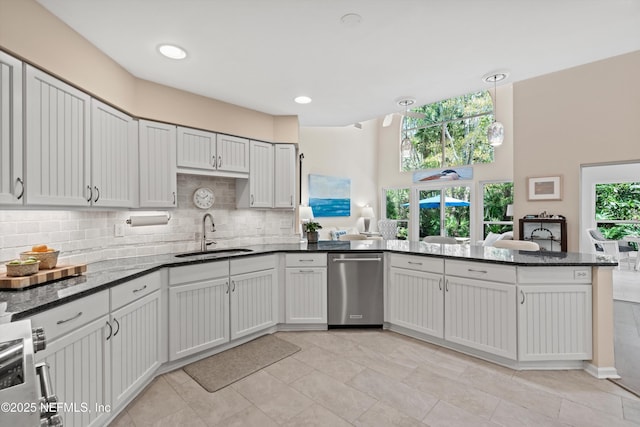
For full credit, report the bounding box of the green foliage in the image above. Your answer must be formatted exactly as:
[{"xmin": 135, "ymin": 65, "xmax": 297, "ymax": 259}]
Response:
[
  {"xmin": 595, "ymin": 183, "xmax": 640, "ymax": 239},
  {"xmin": 401, "ymin": 91, "xmax": 494, "ymax": 172},
  {"xmin": 302, "ymin": 221, "xmax": 322, "ymax": 232},
  {"xmin": 385, "ymin": 189, "xmax": 410, "ymax": 220}
]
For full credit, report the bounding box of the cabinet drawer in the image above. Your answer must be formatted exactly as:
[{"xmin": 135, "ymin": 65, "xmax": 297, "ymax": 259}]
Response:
[
  {"xmin": 30, "ymin": 290, "xmax": 109, "ymax": 341},
  {"xmin": 445, "ymin": 260, "xmax": 516, "ymax": 283},
  {"xmin": 517, "ymin": 267, "xmax": 591, "ymax": 284},
  {"xmin": 111, "ymin": 271, "xmax": 161, "ymax": 310},
  {"xmin": 231, "ymin": 254, "xmax": 276, "ymax": 276},
  {"xmin": 389, "ymin": 254, "xmax": 443, "ymax": 273},
  {"xmin": 170, "ymin": 260, "xmax": 229, "ymax": 285},
  {"xmin": 285, "ymin": 253, "xmax": 326, "ymax": 267}
]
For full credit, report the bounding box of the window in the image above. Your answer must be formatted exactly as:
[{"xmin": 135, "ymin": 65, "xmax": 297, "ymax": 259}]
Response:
[
  {"xmin": 482, "ymin": 181, "xmax": 514, "ymax": 238},
  {"xmin": 383, "ymin": 188, "xmax": 410, "ymax": 239},
  {"xmin": 401, "ymin": 91, "xmax": 495, "ymax": 172},
  {"xmin": 595, "ymin": 182, "xmax": 640, "ymax": 239}
]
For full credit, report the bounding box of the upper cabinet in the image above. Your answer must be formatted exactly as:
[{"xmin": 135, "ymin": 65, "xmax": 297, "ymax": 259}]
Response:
[
  {"xmin": 0, "ymin": 51, "xmax": 23, "ymax": 205},
  {"xmin": 274, "ymin": 144, "xmax": 296, "ymax": 209},
  {"xmin": 90, "ymin": 100, "xmax": 138, "ymax": 208},
  {"xmin": 237, "ymin": 140, "xmax": 273, "ymax": 208},
  {"xmin": 25, "ymin": 65, "xmax": 91, "ymax": 206},
  {"xmin": 176, "ymin": 127, "xmax": 249, "ymax": 177},
  {"xmin": 139, "ymin": 120, "xmax": 177, "ymax": 208}
]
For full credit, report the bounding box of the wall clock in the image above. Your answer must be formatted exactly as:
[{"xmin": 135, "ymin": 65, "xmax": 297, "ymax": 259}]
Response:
[{"xmin": 193, "ymin": 187, "xmax": 215, "ymax": 209}]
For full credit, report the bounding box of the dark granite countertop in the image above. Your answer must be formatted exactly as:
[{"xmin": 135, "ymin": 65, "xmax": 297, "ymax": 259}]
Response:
[{"xmin": 0, "ymin": 240, "xmax": 617, "ymax": 321}]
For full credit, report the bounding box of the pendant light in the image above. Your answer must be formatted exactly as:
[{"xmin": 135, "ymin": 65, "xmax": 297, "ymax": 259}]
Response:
[
  {"xmin": 484, "ymin": 72, "xmax": 508, "ymax": 147},
  {"xmin": 398, "ymin": 98, "xmax": 415, "ymax": 158}
]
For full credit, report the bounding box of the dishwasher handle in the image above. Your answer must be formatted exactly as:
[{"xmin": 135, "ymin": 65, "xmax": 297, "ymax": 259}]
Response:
[{"xmin": 332, "ymin": 257, "xmax": 382, "ymax": 262}]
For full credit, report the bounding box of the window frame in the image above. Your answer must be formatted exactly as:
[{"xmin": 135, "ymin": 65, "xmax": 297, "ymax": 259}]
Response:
[{"xmin": 479, "ymin": 180, "xmax": 514, "ymax": 241}]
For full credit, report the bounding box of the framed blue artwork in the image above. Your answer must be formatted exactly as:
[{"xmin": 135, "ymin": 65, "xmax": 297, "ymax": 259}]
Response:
[{"xmin": 309, "ymin": 174, "xmax": 351, "ymax": 217}]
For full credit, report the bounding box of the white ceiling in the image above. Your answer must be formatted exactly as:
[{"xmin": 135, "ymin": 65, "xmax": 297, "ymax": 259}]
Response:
[{"xmin": 37, "ymin": 0, "xmax": 640, "ymax": 127}]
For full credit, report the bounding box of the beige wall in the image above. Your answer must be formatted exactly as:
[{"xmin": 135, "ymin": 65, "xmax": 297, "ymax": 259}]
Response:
[
  {"xmin": 513, "ymin": 50, "xmax": 640, "ymax": 251},
  {"xmin": 0, "ymin": 0, "xmax": 298, "ymax": 143},
  {"xmin": 299, "ymin": 123, "xmax": 378, "ymax": 231}
]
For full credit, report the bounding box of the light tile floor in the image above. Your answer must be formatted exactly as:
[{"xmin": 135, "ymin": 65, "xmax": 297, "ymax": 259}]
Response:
[
  {"xmin": 110, "ymin": 329, "xmax": 640, "ymax": 426},
  {"xmin": 613, "ymin": 264, "xmax": 640, "ymax": 396}
]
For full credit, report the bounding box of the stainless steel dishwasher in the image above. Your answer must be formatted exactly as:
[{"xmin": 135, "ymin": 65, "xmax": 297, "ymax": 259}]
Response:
[{"xmin": 327, "ymin": 252, "xmax": 384, "ymax": 327}]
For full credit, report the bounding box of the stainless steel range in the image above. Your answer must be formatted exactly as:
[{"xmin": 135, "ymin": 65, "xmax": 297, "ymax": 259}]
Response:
[{"xmin": 0, "ymin": 319, "xmax": 62, "ymax": 426}]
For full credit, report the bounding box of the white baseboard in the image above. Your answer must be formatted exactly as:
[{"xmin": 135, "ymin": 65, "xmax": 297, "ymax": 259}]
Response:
[{"xmin": 584, "ymin": 363, "xmax": 620, "ymax": 379}]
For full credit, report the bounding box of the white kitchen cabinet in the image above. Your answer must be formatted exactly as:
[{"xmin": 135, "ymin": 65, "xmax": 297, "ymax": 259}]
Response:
[
  {"xmin": 517, "ymin": 267, "xmax": 592, "ymax": 361},
  {"xmin": 230, "ymin": 255, "xmax": 278, "ymax": 339},
  {"xmin": 90, "ymin": 99, "xmax": 138, "ymax": 207},
  {"xmin": 177, "ymin": 126, "xmax": 217, "ymax": 172},
  {"xmin": 236, "ymin": 140, "xmax": 274, "ymax": 208},
  {"xmin": 274, "ymin": 144, "xmax": 296, "ymax": 209},
  {"xmin": 168, "ymin": 277, "xmax": 230, "ymax": 360},
  {"xmin": 216, "ymin": 134, "xmax": 249, "ymax": 174},
  {"xmin": 444, "ymin": 275, "xmax": 517, "ymax": 360},
  {"xmin": 35, "ymin": 315, "xmax": 111, "ymax": 427},
  {"xmin": 285, "ymin": 253, "xmax": 327, "ymax": 324},
  {"xmin": 0, "ymin": 51, "xmax": 23, "ymax": 205},
  {"xmin": 139, "ymin": 120, "xmax": 177, "ymax": 207},
  {"xmin": 388, "ymin": 267, "xmax": 444, "ymax": 338},
  {"xmin": 25, "ymin": 65, "xmax": 91, "ymax": 206},
  {"xmin": 110, "ymin": 289, "xmax": 161, "ymax": 408}
]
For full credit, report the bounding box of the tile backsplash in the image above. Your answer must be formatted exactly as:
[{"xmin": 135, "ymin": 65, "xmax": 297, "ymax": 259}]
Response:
[{"xmin": 0, "ymin": 175, "xmax": 297, "ymax": 268}]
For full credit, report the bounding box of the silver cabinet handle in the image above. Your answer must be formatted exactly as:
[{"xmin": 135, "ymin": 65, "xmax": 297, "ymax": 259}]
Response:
[
  {"xmin": 94, "ymin": 186, "xmax": 100, "ymax": 203},
  {"xmin": 211, "ymin": 155, "xmax": 216, "ymax": 168},
  {"xmin": 106, "ymin": 321, "xmax": 113, "ymax": 340},
  {"xmin": 57, "ymin": 311, "xmax": 82, "ymax": 325},
  {"xmin": 445, "ymin": 279, "xmax": 449, "ymax": 292},
  {"xmin": 15, "ymin": 177, "xmax": 24, "ymax": 200},
  {"xmin": 408, "ymin": 261, "xmax": 423, "ymax": 265},
  {"xmin": 520, "ymin": 290, "xmax": 525, "ymax": 304},
  {"xmin": 298, "ymin": 269, "xmax": 315, "ymax": 273},
  {"xmin": 132, "ymin": 285, "xmax": 147, "ymax": 293},
  {"xmin": 218, "ymin": 156, "xmax": 222, "ymax": 168},
  {"xmin": 468, "ymin": 269, "xmax": 488, "ymax": 274},
  {"xmin": 332, "ymin": 257, "xmax": 382, "ymax": 262},
  {"xmin": 298, "ymin": 259, "xmax": 315, "ymax": 262},
  {"xmin": 290, "ymin": 195, "xmax": 293, "ymax": 206},
  {"xmin": 172, "ymin": 191, "xmax": 177, "ymax": 205},
  {"xmin": 113, "ymin": 318, "xmax": 120, "ymax": 337},
  {"xmin": 231, "ymin": 280, "xmax": 236, "ymax": 292},
  {"xmin": 86, "ymin": 185, "xmax": 92, "ymax": 203},
  {"xmin": 438, "ymin": 278, "xmax": 442, "ymax": 291},
  {"xmin": 225, "ymin": 281, "xmax": 229, "ymax": 294}
]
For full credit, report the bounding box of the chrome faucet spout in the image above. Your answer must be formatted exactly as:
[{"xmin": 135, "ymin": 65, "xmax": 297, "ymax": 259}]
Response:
[{"xmin": 201, "ymin": 213, "xmax": 216, "ymax": 252}]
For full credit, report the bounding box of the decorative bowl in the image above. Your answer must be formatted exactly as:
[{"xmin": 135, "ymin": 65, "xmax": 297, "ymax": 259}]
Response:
[
  {"xmin": 5, "ymin": 260, "xmax": 41, "ymax": 277},
  {"xmin": 20, "ymin": 250, "xmax": 59, "ymax": 269}
]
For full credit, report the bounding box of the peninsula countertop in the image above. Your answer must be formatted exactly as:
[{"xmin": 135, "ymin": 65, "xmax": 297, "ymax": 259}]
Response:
[{"xmin": 0, "ymin": 240, "xmax": 617, "ymax": 321}]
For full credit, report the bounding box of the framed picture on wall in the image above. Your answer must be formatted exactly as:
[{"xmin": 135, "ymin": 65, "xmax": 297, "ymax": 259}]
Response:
[{"xmin": 528, "ymin": 176, "xmax": 562, "ymax": 201}]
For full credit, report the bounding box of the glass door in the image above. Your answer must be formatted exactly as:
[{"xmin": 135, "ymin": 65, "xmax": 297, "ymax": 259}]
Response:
[{"xmin": 413, "ymin": 185, "xmax": 471, "ymax": 241}]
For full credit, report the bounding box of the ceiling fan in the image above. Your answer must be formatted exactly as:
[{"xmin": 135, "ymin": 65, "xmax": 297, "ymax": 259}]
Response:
[{"xmin": 382, "ymin": 97, "xmax": 427, "ymax": 127}]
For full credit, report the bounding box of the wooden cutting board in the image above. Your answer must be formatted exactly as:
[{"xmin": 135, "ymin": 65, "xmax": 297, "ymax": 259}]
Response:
[{"xmin": 0, "ymin": 264, "xmax": 87, "ymax": 290}]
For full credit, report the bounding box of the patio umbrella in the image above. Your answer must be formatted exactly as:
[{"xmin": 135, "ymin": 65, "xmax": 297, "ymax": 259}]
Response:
[{"xmin": 402, "ymin": 196, "xmax": 470, "ymax": 209}]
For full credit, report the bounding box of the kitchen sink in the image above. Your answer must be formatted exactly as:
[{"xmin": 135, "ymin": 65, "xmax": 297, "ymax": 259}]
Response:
[{"xmin": 175, "ymin": 248, "xmax": 253, "ymax": 258}]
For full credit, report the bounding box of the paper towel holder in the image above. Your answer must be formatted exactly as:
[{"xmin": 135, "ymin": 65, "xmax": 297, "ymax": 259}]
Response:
[{"xmin": 126, "ymin": 212, "xmax": 172, "ymax": 226}]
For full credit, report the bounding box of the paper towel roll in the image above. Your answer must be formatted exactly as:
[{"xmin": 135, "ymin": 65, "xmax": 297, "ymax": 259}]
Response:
[{"xmin": 127, "ymin": 214, "xmax": 169, "ymax": 227}]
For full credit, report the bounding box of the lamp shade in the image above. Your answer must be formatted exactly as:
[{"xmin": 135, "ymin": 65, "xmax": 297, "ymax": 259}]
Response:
[
  {"xmin": 299, "ymin": 205, "xmax": 314, "ymax": 221},
  {"xmin": 361, "ymin": 206, "xmax": 374, "ymax": 218},
  {"xmin": 506, "ymin": 204, "xmax": 514, "ymax": 217}
]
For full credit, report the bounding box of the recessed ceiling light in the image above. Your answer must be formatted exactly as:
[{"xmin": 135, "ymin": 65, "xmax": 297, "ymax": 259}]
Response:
[
  {"xmin": 158, "ymin": 44, "xmax": 187, "ymax": 60},
  {"xmin": 396, "ymin": 97, "xmax": 416, "ymax": 108},
  {"xmin": 340, "ymin": 13, "xmax": 362, "ymax": 27},
  {"xmin": 294, "ymin": 96, "xmax": 312, "ymax": 104},
  {"xmin": 483, "ymin": 71, "xmax": 509, "ymax": 83}
]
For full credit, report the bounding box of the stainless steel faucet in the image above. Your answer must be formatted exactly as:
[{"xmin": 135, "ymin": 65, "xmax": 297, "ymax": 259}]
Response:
[{"xmin": 201, "ymin": 213, "xmax": 216, "ymax": 251}]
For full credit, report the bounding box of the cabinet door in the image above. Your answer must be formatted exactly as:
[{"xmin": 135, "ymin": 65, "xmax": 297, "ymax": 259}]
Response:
[
  {"xmin": 388, "ymin": 267, "xmax": 444, "ymax": 338},
  {"xmin": 25, "ymin": 65, "xmax": 90, "ymax": 206},
  {"xmin": 35, "ymin": 315, "xmax": 110, "ymax": 427},
  {"xmin": 230, "ymin": 269, "xmax": 277, "ymax": 339},
  {"xmin": 248, "ymin": 140, "xmax": 274, "ymax": 208},
  {"xmin": 518, "ymin": 285, "xmax": 592, "ymax": 361},
  {"xmin": 445, "ymin": 276, "xmax": 517, "ymax": 359},
  {"xmin": 91, "ymin": 99, "xmax": 138, "ymax": 207},
  {"xmin": 0, "ymin": 51, "xmax": 23, "ymax": 205},
  {"xmin": 285, "ymin": 267, "xmax": 327, "ymax": 324},
  {"xmin": 111, "ymin": 290, "xmax": 161, "ymax": 408},
  {"xmin": 216, "ymin": 134, "xmax": 249, "ymax": 173},
  {"xmin": 274, "ymin": 144, "xmax": 296, "ymax": 208},
  {"xmin": 139, "ymin": 120, "xmax": 177, "ymax": 207},
  {"xmin": 169, "ymin": 277, "xmax": 230, "ymax": 360},
  {"xmin": 177, "ymin": 126, "xmax": 216, "ymax": 171}
]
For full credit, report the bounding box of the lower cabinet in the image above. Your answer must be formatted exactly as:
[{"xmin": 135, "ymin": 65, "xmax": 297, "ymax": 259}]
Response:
[
  {"xmin": 110, "ymin": 290, "xmax": 161, "ymax": 408},
  {"xmin": 444, "ymin": 276, "xmax": 517, "ymax": 360},
  {"xmin": 388, "ymin": 267, "xmax": 444, "ymax": 338},
  {"xmin": 169, "ymin": 277, "xmax": 230, "ymax": 360},
  {"xmin": 230, "ymin": 267, "xmax": 278, "ymax": 339},
  {"xmin": 517, "ymin": 267, "xmax": 593, "ymax": 361},
  {"xmin": 285, "ymin": 268, "xmax": 327, "ymax": 324},
  {"xmin": 35, "ymin": 315, "xmax": 111, "ymax": 427}
]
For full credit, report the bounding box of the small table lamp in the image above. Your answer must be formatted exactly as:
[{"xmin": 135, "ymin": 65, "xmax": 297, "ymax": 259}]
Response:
[
  {"xmin": 506, "ymin": 204, "xmax": 514, "ymax": 218},
  {"xmin": 299, "ymin": 205, "xmax": 315, "ymax": 240},
  {"xmin": 361, "ymin": 205, "xmax": 375, "ymax": 233}
]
